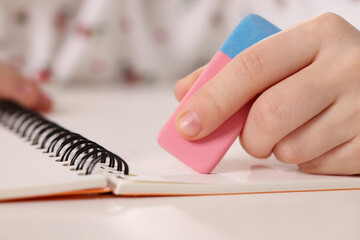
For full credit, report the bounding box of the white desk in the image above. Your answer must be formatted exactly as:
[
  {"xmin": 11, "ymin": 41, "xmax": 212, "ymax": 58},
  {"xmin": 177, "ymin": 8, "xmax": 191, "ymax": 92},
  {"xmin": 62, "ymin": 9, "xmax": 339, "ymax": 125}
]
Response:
[
  {"xmin": 1, "ymin": 85, "xmax": 360, "ymax": 239},
  {"xmin": 1, "ymin": 190, "xmax": 360, "ymax": 240}
]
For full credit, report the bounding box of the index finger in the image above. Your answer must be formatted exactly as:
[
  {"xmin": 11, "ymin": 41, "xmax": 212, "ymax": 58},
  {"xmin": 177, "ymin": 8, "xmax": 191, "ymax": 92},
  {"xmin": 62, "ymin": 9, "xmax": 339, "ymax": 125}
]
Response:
[{"xmin": 175, "ymin": 17, "xmax": 321, "ymax": 140}]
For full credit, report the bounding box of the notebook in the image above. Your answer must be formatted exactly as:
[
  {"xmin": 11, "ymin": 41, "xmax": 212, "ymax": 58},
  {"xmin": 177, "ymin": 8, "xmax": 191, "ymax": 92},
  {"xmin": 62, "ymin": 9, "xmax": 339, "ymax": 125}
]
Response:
[{"xmin": 1, "ymin": 86, "xmax": 360, "ymax": 201}]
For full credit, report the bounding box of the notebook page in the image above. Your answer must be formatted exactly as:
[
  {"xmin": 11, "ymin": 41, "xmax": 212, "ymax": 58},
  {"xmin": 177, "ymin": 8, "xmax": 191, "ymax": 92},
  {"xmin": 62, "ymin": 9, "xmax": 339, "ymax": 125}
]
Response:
[
  {"xmin": 0, "ymin": 125, "xmax": 107, "ymax": 201},
  {"xmin": 44, "ymin": 86, "xmax": 360, "ymax": 195}
]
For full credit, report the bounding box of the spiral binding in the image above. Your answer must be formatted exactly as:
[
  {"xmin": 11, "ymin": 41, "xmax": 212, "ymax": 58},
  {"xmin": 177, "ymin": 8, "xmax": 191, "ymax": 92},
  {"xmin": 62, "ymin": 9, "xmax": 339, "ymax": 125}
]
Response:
[{"xmin": 0, "ymin": 101, "xmax": 129, "ymax": 175}]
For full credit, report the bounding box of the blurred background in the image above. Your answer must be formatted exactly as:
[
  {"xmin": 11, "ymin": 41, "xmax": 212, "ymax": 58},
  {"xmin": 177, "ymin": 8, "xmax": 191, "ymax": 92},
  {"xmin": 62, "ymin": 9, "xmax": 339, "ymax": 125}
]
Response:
[{"xmin": 0, "ymin": 0, "xmax": 359, "ymax": 88}]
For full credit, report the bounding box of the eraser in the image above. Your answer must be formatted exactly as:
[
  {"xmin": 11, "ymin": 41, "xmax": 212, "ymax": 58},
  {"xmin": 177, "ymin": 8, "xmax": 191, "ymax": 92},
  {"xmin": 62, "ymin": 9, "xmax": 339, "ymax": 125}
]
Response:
[{"xmin": 157, "ymin": 14, "xmax": 281, "ymax": 173}]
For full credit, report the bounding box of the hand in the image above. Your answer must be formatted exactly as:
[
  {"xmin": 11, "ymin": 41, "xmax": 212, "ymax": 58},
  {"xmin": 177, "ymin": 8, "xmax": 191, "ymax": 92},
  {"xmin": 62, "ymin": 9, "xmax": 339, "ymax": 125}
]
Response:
[
  {"xmin": 0, "ymin": 63, "xmax": 52, "ymax": 111},
  {"xmin": 174, "ymin": 13, "xmax": 360, "ymax": 175}
]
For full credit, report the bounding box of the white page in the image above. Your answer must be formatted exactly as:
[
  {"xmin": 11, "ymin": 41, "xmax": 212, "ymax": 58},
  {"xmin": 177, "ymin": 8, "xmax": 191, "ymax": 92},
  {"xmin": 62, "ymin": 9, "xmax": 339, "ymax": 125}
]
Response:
[
  {"xmin": 44, "ymin": 85, "xmax": 360, "ymax": 195},
  {"xmin": 0, "ymin": 124, "xmax": 107, "ymax": 201}
]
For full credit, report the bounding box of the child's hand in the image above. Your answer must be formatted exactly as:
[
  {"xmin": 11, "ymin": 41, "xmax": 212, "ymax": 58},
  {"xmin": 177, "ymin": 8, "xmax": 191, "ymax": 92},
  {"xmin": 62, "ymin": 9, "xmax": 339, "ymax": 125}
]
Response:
[
  {"xmin": 0, "ymin": 63, "xmax": 52, "ymax": 111},
  {"xmin": 174, "ymin": 13, "xmax": 360, "ymax": 175}
]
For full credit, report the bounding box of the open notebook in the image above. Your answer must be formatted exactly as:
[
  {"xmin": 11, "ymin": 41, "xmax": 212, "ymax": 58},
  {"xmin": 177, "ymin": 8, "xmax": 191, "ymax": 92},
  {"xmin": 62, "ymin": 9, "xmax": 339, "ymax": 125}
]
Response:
[{"xmin": 1, "ymin": 86, "xmax": 360, "ymax": 201}]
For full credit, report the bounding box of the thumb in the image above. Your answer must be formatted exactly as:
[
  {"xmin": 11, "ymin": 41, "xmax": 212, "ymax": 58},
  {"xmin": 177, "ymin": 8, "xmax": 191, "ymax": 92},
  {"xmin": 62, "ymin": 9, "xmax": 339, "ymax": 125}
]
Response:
[{"xmin": 174, "ymin": 22, "xmax": 320, "ymax": 140}]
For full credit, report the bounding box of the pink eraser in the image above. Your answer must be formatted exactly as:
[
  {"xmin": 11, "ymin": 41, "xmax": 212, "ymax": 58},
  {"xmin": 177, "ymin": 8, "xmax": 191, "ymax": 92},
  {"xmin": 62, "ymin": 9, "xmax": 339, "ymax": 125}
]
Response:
[{"xmin": 157, "ymin": 14, "xmax": 280, "ymax": 173}]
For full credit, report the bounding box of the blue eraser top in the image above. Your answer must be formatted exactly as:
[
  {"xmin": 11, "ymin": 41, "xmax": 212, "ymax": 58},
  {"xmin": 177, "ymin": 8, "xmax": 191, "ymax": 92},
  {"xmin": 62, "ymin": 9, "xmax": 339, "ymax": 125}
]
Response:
[{"xmin": 219, "ymin": 14, "xmax": 281, "ymax": 59}]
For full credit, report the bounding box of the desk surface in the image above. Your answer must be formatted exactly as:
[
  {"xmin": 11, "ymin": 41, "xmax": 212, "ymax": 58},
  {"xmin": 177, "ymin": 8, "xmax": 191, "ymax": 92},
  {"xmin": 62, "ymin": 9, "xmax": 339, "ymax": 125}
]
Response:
[
  {"xmin": 1, "ymin": 190, "xmax": 360, "ymax": 240},
  {"xmin": 1, "ymin": 85, "xmax": 360, "ymax": 239}
]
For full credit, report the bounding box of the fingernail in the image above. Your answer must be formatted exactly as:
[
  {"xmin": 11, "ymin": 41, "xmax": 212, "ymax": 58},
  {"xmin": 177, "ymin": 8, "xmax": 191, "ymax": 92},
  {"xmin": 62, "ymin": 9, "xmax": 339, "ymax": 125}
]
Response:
[{"xmin": 179, "ymin": 112, "xmax": 202, "ymax": 137}]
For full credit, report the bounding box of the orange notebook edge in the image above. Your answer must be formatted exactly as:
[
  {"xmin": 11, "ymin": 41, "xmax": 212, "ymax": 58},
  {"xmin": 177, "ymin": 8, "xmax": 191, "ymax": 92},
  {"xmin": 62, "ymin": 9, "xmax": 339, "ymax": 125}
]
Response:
[
  {"xmin": 116, "ymin": 187, "xmax": 360, "ymax": 197},
  {"xmin": 2, "ymin": 187, "xmax": 360, "ymax": 202},
  {"xmin": 0, "ymin": 187, "xmax": 112, "ymax": 203}
]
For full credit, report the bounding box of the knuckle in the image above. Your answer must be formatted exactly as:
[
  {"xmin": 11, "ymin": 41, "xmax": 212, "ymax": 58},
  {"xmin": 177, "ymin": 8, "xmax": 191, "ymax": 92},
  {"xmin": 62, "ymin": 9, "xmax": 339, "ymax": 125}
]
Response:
[
  {"xmin": 251, "ymin": 95, "xmax": 284, "ymax": 136},
  {"xmin": 324, "ymin": 48, "xmax": 360, "ymax": 86},
  {"xmin": 343, "ymin": 48, "xmax": 360, "ymax": 72},
  {"xmin": 201, "ymin": 90, "xmax": 229, "ymax": 121},
  {"xmin": 317, "ymin": 12, "xmax": 343, "ymax": 23},
  {"xmin": 273, "ymin": 141, "xmax": 301, "ymax": 164},
  {"xmin": 232, "ymin": 49, "xmax": 263, "ymax": 81},
  {"xmin": 312, "ymin": 12, "xmax": 347, "ymax": 37}
]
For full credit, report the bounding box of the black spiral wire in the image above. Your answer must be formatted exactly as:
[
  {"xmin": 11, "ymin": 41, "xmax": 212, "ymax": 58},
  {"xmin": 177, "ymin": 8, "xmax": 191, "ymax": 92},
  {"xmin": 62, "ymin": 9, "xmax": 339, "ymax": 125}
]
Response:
[{"xmin": 0, "ymin": 101, "xmax": 129, "ymax": 175}]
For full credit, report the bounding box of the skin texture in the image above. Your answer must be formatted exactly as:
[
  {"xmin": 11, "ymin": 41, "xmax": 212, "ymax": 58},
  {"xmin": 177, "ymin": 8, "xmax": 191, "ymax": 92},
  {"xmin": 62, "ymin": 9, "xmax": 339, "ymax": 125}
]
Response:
[
  {"xmin": 0, "ymin": 63, "xmax": 52, "ymax": 112},
  {"xmin": 174, "ymin": 12, "xmax": 360, "ymax": 175}
]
